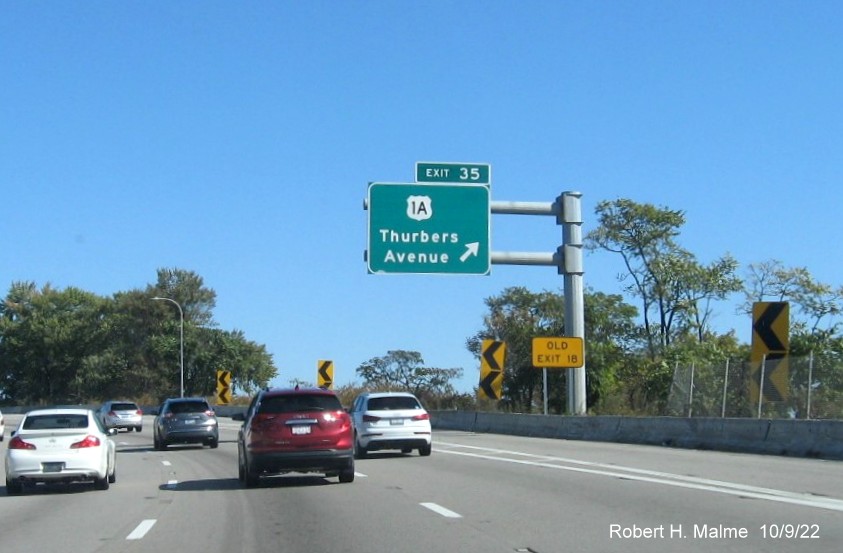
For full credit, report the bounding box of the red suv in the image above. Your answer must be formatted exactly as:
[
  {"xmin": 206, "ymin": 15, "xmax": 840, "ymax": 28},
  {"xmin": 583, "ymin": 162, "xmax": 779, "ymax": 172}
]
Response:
[{"xmin": 233, "ymin": 387, "xmax": 354, "ymax": 487}]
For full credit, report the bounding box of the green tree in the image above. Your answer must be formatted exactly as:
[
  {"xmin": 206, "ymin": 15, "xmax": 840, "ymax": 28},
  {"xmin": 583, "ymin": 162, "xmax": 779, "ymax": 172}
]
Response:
[
  {"xmin": 582, "ymin": 291, "xmax": 642, "ymax": 413},
  {"xmin": 355, "ymin": 350, "xmax": 462, "ymax": 403},
  {"xmin": 147, "ymin": 268, "xmax": 218, "ymax": 397},
  {"xmin": 586, "ymin": 199, "xmax": 741, "ymax": 355},
  {"xmin": 586, "ymin": 199, "xmax": 684, "ymax": 356},
  {"xmin": 0, "ymin": 283, "xmax": 107, "ymax": 404},
  {"xmin": 190, "ymin": 327, "xmax": 276, "ymax": 396}
]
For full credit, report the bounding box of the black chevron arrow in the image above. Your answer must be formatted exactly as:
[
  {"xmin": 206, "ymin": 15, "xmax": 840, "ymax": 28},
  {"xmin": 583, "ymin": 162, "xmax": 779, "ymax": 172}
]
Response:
[
  {"xmin": 479, "ymin": 369, "xmax": 501, "ymax": 400},
  {"xmin": 217, "ymin": 371, "xmax": 230, "ymax": 388},
  {"xmin": 753, "ymin": 303, "xmax": 787, "ymax": 351},
  {"xmin": 754, "ymin": 352, "xmax": 786, "ymax": 401},
  {"xmin": 483, "ymin": 341, "xmax": 503, "ymax": 371},
  {"xmin": 319, "ymin": 361, "xmax": 332, "ymax": 384},
  {"xmin": 217, "ymin": 389, "xmax": 231, "ymax": 404}
]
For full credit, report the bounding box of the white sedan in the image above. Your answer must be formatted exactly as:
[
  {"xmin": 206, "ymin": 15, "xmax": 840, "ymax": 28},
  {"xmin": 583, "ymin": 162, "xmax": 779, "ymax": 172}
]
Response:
[
  {"xmin": 5, "ymin": 408, "xmax": 117, "ymax": 495},
  {"xmin": 349, "ymin": 391, "xmax": 432, "ymax": 457}
]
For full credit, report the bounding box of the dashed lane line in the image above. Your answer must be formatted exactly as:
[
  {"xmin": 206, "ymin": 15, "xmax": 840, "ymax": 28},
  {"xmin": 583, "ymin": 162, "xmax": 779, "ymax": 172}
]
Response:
[
  {"xmin": 126, "ymin": 519, "xmax": 157, "ymax": 540},
  {"xmin": 421, "ymin": 502, "xmax": 462, "ymax": 518}
]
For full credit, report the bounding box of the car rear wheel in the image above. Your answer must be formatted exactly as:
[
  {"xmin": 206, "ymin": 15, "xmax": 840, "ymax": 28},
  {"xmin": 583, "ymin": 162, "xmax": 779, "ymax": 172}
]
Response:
[
  {"xmin": 419, "ymin": 443, "xmax": 432, "ymax": 456},
  {"xmin": 5, "ymin": 478, "xmax": 23, "ymax": 495},
  {"xmin": 354, "ymin": 435, "xmax": 367, "ymax": 459},
  {"xmin": 339, "ymin": 461, "xmax": 355, "ymax": 483},
  {"xmin": 240, "ymin": 450, "xmax": 260, "ymax": 488},
  {"xmin": 108, "ymin": 465, "xmax": 117, "ymax": 484},
  {"xmin": 95, "ymin": 474, "xmax": 110, "ymax": 490},
  {"xmin": 135, "ymin": 426, "xmax": 142, "ymax": 432},
  {"xmin": 244, "ymin": 463, "xmax": 260, "ymax": 488}
]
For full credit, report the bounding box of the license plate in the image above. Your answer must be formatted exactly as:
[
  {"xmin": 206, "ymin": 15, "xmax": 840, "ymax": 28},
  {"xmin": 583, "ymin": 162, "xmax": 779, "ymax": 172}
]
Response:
[
  {"xmin": 184, "ymin": 419, "xmax": 196, "ymax": 424},
  {"xmin": 390, "ymin": 418, "xmax": 404, "ymax": 426},
  {"xmin": 291, "ymin": 425, "xmax": 311, "ymax": 435},
  {"xmin": 42, "ymin": 462, "xmax": 65, "ymax": 473}
]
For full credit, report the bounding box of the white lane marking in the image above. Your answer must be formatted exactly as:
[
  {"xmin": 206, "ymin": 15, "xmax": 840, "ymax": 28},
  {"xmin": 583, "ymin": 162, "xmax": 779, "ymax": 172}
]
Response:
[
  {"xmin": 421, "ymin": 502, "xmax": 462, "ymax": 518},
  {"xmin": 437, "ymin": 441, "xmax": 843, "ymax": 513},
  {"xmin": 354, "ymin": 472, "xmax": 368, "ymax": 478},
  {"xmin": 166, "ymin": 480, "xmax": 178, "ymax": 489},
  {"xmin": 126, "ymin": 519, "xmax": 157, "ymax": 540},
  {"xmin": 161, "ymin": 460, "xmax": 171, "ymax": 466}
]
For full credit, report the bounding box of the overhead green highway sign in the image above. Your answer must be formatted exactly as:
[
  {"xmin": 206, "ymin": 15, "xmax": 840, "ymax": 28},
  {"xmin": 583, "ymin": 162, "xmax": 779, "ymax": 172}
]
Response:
[
  {"xmin": 367, "ymin": 182, "xmax": 490, "ymax": 275},
  {"xmin": 416, "ymin": 162, "xmax": 491, "ymax": 185}
]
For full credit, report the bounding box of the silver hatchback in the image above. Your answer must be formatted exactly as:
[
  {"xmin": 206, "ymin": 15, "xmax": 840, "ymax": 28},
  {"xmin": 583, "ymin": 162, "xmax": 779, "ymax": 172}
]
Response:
[{"xmin": 98, "ymin": 400, "xmax": 143, "ymax": 432}]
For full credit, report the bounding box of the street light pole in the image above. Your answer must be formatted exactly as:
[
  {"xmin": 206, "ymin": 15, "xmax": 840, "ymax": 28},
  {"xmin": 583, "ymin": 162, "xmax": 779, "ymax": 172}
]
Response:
[{"xmin": 151, "ymin": 297, "xmax": 184, "ymax": 398}]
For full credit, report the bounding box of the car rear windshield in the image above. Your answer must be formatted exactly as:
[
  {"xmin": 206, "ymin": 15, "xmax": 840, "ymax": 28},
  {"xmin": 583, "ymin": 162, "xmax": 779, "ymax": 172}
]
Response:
[
  {"xmin": 258, "ymin": 394, "xmax": 342, "ymax": 414},
  {"xmin": 168, "ymin": 401, "xmax": 210, "ymax": 414},
  {"xmin": 111, "ymin": 402, "xmax": 138, "ymax": 411},
  {"xmin": 23, "ymin": 414, "xmax": 89, "ymax": 430},
  {"xmin": 368, "ymin": 396, "xmax": 421, "ymax": 410}
]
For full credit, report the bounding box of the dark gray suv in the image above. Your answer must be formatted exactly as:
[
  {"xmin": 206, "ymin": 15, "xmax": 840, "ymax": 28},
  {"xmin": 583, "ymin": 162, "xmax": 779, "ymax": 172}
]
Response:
[{"xmin": 153, "ymin": 397, "xmax": 219, "ymax": 450}]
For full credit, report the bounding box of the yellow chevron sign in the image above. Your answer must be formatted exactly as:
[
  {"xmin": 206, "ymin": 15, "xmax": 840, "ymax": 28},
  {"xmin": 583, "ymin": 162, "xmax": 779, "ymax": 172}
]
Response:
[
  {"xmin": 216, "ymin": 370, "xmax": 232, "ymax": 405},
  {"xmin": 318, "ymin": 360, "xmax": 334, "ymax": 389},
  {"xmin": 750, "ymin": 302, "xmax": 789, "ymax": 402},
  {"xmin": 479, "ymin": 340, "xmax": 505, "ymax": 400}
]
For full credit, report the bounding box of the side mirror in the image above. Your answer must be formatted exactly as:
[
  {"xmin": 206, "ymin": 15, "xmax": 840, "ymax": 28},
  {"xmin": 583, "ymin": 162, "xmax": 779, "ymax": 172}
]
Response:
[{"xmin": 107, "ymin": 428, "xmax": 118, "ymax": 436}]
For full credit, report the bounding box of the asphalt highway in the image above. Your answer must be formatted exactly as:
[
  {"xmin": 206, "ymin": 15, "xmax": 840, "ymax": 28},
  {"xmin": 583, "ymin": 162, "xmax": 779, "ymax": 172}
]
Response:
[{"xmin": 1, "ymin": 414, "xmax": 841, "ymax": 553}]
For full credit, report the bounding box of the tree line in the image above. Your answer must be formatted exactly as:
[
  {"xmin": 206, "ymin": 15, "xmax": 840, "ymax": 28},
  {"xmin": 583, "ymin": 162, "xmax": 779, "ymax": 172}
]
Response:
[{"xmin": 0, "ymin": 268, "xmax": 276, "ymax": 405}]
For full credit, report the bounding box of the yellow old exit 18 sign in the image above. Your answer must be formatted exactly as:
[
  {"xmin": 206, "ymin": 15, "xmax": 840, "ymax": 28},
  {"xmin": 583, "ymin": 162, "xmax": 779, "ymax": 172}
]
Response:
[{"xmin": 532, "ymin": 337, "xmax": 584, "ymax": 368}]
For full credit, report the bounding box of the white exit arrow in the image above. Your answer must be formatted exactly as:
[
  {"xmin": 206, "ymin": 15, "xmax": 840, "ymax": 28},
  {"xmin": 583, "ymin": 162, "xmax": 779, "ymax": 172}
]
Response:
[{"xmin": 460, "ymin": 242, "xmax": 480, "ymax": 262}]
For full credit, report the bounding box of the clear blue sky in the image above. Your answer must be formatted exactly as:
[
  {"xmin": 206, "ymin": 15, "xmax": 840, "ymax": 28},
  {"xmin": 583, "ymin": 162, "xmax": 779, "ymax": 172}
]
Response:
[{"xmin": 3, "ymin": 2, "xmax": 841, "ymax": 394}]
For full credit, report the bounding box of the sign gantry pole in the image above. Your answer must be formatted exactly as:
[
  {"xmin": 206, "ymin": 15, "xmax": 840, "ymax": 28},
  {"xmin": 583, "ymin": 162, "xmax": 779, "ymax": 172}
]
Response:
[{"xmin": 560, "ymin": 192, "xmax": 586, "ymax": 415}]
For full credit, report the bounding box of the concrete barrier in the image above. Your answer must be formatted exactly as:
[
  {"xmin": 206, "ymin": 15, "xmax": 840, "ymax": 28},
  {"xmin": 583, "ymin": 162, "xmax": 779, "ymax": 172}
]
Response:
[
  {"xmin": 431, "ymin": 411, "xmax": 843, "ymax": 461},
  {"xmin": 5, "ymin": 404, "xmax": 840, "ymax": 460}
]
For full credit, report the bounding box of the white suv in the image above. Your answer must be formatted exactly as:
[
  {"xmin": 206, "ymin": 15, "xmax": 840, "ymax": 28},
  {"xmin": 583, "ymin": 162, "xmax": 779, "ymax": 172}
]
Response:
[{"xmin": 349, "ymin": 392, "xmax": 432, "ymax": 457}]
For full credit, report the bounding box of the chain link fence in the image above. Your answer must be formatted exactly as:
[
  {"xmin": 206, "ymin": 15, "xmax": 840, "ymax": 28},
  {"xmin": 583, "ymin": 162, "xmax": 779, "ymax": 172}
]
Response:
[{"xmin": 667, "ymin": 353, "xmax": 843, "ymax": 419}]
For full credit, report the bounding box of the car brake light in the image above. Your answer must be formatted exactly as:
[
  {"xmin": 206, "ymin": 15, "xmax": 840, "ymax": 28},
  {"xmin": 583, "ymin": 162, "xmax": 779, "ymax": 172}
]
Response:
[
  {"xmin": 204, "ymin": 410, "xmax": 214, "ymax": 417},
  {"xmin": 107, "ymin": 411, "xmax": 117, "ymax": 417},
  {"xmin": 324, "ymin": 411, "xmax": 352, "ymax": 428},
  {"xmin": 412, "ymin": 413, "xmax": 430, "ymax": 421},
  {"xmin": 362, "ymin": 414, "xmax": 380, "ymax": 422},
  {"xmin": 137, "ymin": 408, "xmax": 143, "ymax": 415},
  {"xmin": 8, "ymin": 436, "xmax": 37, "ymax": 450},
  {"xmin": 251, "ymin": 413, "xmax": 275, "ymax": 431},
  {"xmin": 71, "ymin": 435, "xmax": 102, "ymax": 449}
]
